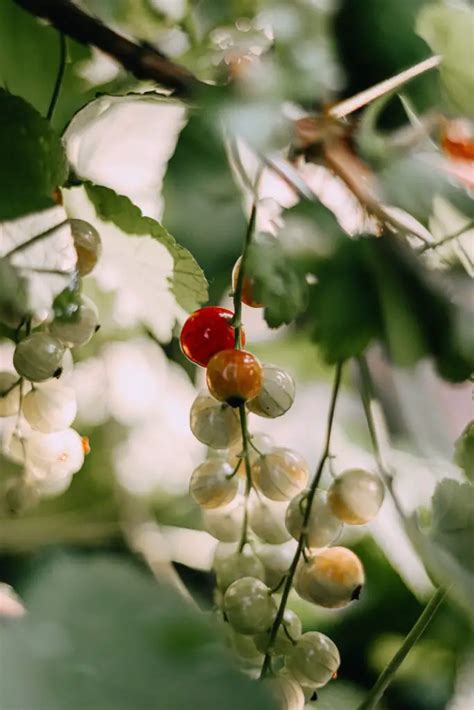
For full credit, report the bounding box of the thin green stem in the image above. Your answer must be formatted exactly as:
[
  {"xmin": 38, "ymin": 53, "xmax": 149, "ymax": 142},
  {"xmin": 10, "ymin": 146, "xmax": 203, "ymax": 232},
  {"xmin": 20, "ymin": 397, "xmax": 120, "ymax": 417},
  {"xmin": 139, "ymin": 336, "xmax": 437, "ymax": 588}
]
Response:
[
  {"xmin": 357, "ymin": 587, "xmax": 446, "ymax": 710},
  {"xmin": 238, "ymin": 404, "xmax": 253, "ymax": 552},
  {"xmin": 47, "ymin": 32, "xmax": 67, "ymax": 121},
  {"xmin": 416, "ymin": 221, "xmax": 473, "ymax": 254},
  {"xmin": 232, "ymin": 202, "xmax": 258, "ymax": 348},
  {"xmin": 0, "ymin": 378, "xmax": 21, "ymax": 399},
  {"xmin": 259, "ymin": 362, "xmax": 344, "ymax": 678}
]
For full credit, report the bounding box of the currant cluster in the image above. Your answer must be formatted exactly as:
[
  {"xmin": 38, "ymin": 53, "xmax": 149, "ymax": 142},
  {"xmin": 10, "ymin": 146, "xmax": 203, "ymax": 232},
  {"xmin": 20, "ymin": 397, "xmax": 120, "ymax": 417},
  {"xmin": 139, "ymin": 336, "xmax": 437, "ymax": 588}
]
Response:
[
  {"xmin": 0, "ymin": 219, "xmax": 102, "ymax": 508},
  {"xmin": 180, "ymin": 268, "xmax": 385, "ymax": 707}
]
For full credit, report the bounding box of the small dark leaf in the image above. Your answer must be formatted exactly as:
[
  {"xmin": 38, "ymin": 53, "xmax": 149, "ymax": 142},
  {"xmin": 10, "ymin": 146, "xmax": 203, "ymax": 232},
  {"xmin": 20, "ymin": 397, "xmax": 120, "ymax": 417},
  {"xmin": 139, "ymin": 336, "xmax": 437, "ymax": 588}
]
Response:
[
  {"xmin": 246, "ymin": 236, "xmax": 309, "ymax": 328},
  {"xmin": 0, "ymin": 90, "xmax": 68, "ymax": 220}
]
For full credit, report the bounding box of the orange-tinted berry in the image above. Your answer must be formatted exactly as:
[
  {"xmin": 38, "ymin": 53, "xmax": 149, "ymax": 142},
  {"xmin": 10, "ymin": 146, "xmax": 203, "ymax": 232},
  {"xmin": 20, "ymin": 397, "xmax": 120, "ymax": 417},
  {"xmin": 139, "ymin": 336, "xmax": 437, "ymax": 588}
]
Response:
[
  {"xmin": 442, "ymin": 120, "xmax": 474, "ymax": 161},
  {"xmin": 206, "ymin": 349, "xmax": 262, "ymax": 407},
  {"xmin": 232, "ymin": 258, "xmax": 262, "ymax": 308}
]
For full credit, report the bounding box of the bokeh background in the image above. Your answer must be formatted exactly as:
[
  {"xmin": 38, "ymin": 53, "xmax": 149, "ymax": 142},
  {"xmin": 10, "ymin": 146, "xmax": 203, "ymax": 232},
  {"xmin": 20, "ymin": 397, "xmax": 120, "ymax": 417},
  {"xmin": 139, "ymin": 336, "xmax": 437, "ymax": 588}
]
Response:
[{"xmin": 0, "ymin": 1, "xmax": 472, "ymax": 709}]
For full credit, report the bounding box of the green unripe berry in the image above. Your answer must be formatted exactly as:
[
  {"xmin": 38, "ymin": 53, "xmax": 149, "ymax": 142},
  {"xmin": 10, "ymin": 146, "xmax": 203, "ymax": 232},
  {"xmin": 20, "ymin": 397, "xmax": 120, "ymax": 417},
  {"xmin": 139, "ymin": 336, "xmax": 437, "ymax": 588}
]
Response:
[
  {"xmin": 224, "ymin": 577, "xmax": 277, "ymax": 635},
  {"xmin": 13, "ymin": 333, "xmax": 65, "ymax": 382}
]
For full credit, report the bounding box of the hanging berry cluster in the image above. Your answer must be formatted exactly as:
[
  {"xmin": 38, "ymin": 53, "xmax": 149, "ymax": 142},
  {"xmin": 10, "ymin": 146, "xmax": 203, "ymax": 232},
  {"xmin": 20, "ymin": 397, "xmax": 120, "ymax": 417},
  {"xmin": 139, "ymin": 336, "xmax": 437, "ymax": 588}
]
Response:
[
  {"xmin": 0, "ymin": 219, "xmax": 102, "ymax": 509},
  {"xmin": 180, "ymin": 250, "xmax": 386, "ymax": 706}
]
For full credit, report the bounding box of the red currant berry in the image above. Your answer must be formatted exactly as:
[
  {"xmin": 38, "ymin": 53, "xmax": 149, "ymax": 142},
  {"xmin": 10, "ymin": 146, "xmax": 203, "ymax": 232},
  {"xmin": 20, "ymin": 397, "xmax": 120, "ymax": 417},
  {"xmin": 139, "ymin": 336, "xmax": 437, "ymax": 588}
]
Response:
[
  {"xmin": 232, "ymin": 258, "xmax": 262, "ymax": 308},
  {"xmin": 180, "ymin": 307, "xmax": 244, "ymax": 367},
  {"xmin": 206, "ymin": 349, "xmax": 262, "ymax": 407}
]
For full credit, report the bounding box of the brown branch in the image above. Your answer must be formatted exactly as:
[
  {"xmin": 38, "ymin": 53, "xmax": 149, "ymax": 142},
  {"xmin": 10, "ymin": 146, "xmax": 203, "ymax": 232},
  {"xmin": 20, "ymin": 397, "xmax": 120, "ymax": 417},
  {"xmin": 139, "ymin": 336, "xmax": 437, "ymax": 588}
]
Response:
[{"xmin": 13, "ymin": 0, "xmax": 206, "ymax": 97}]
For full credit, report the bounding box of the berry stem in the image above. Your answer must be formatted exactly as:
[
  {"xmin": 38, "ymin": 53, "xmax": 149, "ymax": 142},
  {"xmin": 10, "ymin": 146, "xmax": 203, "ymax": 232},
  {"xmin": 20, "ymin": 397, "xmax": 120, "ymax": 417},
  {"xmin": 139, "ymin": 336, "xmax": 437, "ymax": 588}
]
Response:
[
  {"xmin": 259, "ymin": 361, "xmax": 344, "ymax": 679},
  {"xmin": 232, "ymin": 203, "xmax": 258, "ymax": 349},
  {"xmin": 357, "ymin": 587, "xmax": 446, "ymax": 710},
  {"xmin": 4, "ymin": 220, "xmax": 69, "ymax": 258},
  {"xmin": 416, "ymin": 220, "xmax": 473, "ymax": 254},
  {"xmin": 46, "ymin": 31, "xmax": 67, "ymax": 121},
  {"xmin": 237, "ymin": 403, "xmax": 253, "ymax": 553}
]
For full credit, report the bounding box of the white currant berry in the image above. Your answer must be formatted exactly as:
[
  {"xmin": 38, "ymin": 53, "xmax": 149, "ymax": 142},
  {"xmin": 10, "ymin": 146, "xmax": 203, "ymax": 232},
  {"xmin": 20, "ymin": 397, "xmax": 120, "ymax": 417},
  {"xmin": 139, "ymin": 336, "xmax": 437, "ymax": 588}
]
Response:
[
  {"xmin": 295, "ymin": 546, "xmax": 364, "ymax": 609},
  {"xmin": 214, "ymin": 546, "xmax": 266, "ymax": 591},
  {"xmin": 252, "ymin": 448, "xmax": 309, "ymax": 501},
  {"xmin": 189, "ymin": 460, "xmax": 239, "ymax": 509},
  {"xmin": 256, "ymin": 540, "xmax": 298, "ymax": 588},
  {"xmin": 254, "ymin": 608, "xmax": 302, "ymax": 656},
  {"xmin": 249, "ymin": 495, "xmax": 292, "ymax": 544},
  {"xmin": 285, "ymin": 489, "xmax": 342, "ymax": 548},
  {"xmin": 285, "ymin": 631, "xmax": 340, "ymax": 688},
  {"xmin": 203, "ymin": 500, "xmax": 245, "ymax": 542},
  {"xmin": 50, "ymin": 296, "xmax": 100, "ymax": 348},
  {"xmin": 264, "ymin": 674, "xmax": 305, "ymax": 710},
  {"xmin": 328, "ymin": 468, "xmax": 385, "ymax": 525},
  {"xmin": 247, "ymin": 364, "xmax": 295, "ymax": 418},
  {"xmin": 227, "ymin": 628, "xmax": 264, "ymax": 666},
  {"xmin": 190, "ymin": 392, "xmax": 241, "ymax": 449},
  {"xmin": 22, "ymin": 380, "xmax": 77, "ymax": 433},
  {"xmin": 70, "ymin": 219, "xmax": 102, "ymax": 276},
  {"xmin": 224, "ymin": 577, "xmax": 277, "ymax": 635},
  {"xmin": 0, "ymin": 372, "xmax": 21, "ymax": 417},
  {"xmin": 24, "ymin": 428, "xmax": 85, "ymax": 481},
  {"xmin": 13, "ymin": 333, "xmax": 65, "ymax": 382}
]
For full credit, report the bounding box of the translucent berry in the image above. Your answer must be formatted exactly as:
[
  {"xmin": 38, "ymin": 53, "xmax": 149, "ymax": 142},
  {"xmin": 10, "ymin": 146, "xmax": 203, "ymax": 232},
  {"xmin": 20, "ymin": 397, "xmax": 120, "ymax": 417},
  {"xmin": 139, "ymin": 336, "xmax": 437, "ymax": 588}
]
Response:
[
  {"xmin": 227, "ymin": 628, "xmax": 264, "ymax": 666},
  {"xmin": 0, "ymin": 372, "xmax": 21, "ymax": 417},
  {"xmin": 256, "ymin": 540, "xmax": 297, "ymax": 588},
  {"xmin": 206, "ymin": 349, "xmax": 262, "ymax": 407},
  {"xmin": 190, "ymin": 392, "xmax": 241, "ymax": 449},
  {"xmin": 295, "ymin": 546, "xmax": 364, "ymax": 609},
  {"xmin": 214, "ymin": 545, "xmax": 265, "ymax": 591},
  {"xmin": 50, "ymin": 296, "xmax": 99, "ymax": 348},
  {"xmin": 24, "ymin": 428, "xmax": 85, "ymax": 481},
  {"xmin": 247, "ymin": 364, "xmax": 295, "ymax": 418},
  {"xmin": 328, "ymin": 468, "xmax": 385, "ymax": 525},
  {"xmin": 286, "ymin": 489, "xmax": 342, "ymax": 548},
  {"xmin": 254, "ymin": 609, "xmax": 302, "ymax": 656},
  {"xmin": 285, "ymin": 631, "xmax": 340, "ymax": 688},
  {"xmin": 22, "ymin": 380, "xmax": 77, "ymax": 433},
  {"xmin": 203, "ymin": 500, "xmax": 245, "ymax": 542},
  {"xmin": 70, "ymin": 219, "xmax": 102, "ymax": 276},
  {"xmin": 224, "ymin": 577, "xmax": 277, "ymax": 635},
  {"xmin": 264, "ymin": 675, "xmax": 305, "ymax": 710},
  {"xmin": 13, "ymin": 333, "xmax": 65, "ymax": 382},
  {"xmin": 252, "ymin": 448, "xmax": 309, "ymax": 501},
  {"xmin": 249, "ymin": 496, "xmax": 292, "ymax": 544},
  {"xmin": 180, "ymin": 306, "xmax": 243, "ymax": 367},
  {"xmin": 189, "ymin": 460, "xmax": 239, "ymax": 509},
  {"xmin": 232, "ymin": 256, "xmax": 262, "ymax": 308}
]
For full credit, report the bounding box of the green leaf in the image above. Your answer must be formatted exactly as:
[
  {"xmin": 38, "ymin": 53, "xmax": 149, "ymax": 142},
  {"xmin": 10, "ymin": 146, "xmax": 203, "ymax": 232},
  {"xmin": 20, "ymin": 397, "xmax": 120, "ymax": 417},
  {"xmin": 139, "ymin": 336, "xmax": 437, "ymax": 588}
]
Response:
[
  {"xmin": 246, "ymin": 236, "xmax": 309, "ymax": 328},
  {"xmin": 303, "ymin": 235, "xmax": 472, "ymax": 381},
  {"xmin": 0, "ymin": 553, "xmax": 274, "ymax": 710},
  {"xmin": 0, "ymin": 258, "xmax": 29, "ymax": 327},
  {"xmin": 454, "ymin": 421, "xmax": 474, "ymax": 483},
  {"xmin": 0, "ymin": 90, "xmax": 68, "ymax": 220},
  {"xmin": 417, "ymin": 3, "xmax": 474, "ymax": 118},
  {"xmin": 430, "ymin": 479, "xmax": 474, "ymax": 574},
  {"xmin": 85, "ymin": 183, "xmax": 208, "ymax": 312}
]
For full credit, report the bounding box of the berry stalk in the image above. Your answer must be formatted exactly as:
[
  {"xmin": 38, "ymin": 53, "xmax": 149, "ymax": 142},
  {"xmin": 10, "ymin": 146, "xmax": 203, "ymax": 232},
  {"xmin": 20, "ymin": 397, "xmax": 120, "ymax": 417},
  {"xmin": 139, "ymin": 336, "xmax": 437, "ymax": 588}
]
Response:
[
  {"xmin": 259, "ymin": 361, "xmax": 344, "ymax": 678},
  {"xmin": 46, "ymin": 31, "xmax": 67, "ymax": 121},
  {"xmin": 232, "ymin": 201, "xmax": 258, "ymax": 349},
  {"xmin": 357, "ymin": 587, "xmax": 446, "ymax": 710},
  {"xmin": 237, "ymin": 403, "xmax": 252, "ymax": 552}
]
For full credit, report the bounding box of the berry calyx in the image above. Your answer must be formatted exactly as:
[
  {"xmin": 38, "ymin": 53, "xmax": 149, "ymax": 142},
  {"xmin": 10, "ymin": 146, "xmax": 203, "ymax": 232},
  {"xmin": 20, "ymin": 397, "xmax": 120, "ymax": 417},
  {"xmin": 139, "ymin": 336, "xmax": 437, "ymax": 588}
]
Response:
[
  {"xmin": 232, "ymin": 257, "xmax": 262, "ymax": 308},
  {"xmin": 328, "ymin": 468, "xmax": 385, "ymax": 525},
  {"xmin": 206, "ymin": 349, "xmax": 262, "ymax": 407},
  {"xmin": 295, "ymin": 546, "xmax": 364, "ymax": 609},
  {"xmin": 180, "ymin": 307, "xmax": 244, "ymax": 367}
]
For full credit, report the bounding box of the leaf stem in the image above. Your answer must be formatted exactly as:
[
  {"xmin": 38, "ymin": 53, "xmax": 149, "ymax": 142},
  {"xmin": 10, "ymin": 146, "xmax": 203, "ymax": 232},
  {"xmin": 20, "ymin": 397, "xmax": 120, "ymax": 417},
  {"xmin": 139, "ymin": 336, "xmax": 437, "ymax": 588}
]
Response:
[
  {"xmin": 259, "ymin": 362, "xmax": 344, "ymax": 678},
  {"xmin": 329, "ymin": 55, "xmax": 442, "ymax": 119},
  {"xmin": 357, "ymin": 587, "xmax": 446, "ymax": 710},
  {"xmin": 47, "ymin": 32, "xmax": 67, "ymax": 121},
  {"xmin": 416, "ymin": 221, "xmax": 474, "ymax": 254},
  {"xmin": 238, "ymin": 403, "xmax": 253, "ymax": 553}
]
